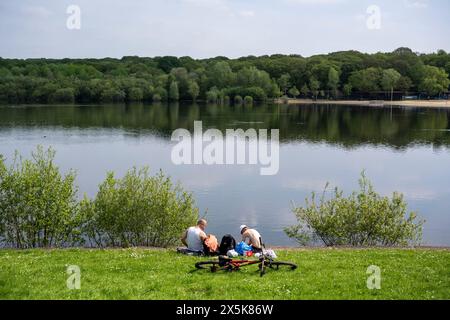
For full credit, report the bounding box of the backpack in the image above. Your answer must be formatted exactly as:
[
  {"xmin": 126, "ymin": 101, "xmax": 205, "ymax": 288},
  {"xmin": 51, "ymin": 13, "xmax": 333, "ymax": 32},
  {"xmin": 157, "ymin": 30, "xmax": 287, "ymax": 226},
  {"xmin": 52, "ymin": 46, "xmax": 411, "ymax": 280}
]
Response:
[
  {"xmin": 219, "ymin": 234, "xmax": 237, "ymax": 255},
  {"xmin": 203, "ymin": 235, "xmax": 219, "ymax": 256}
]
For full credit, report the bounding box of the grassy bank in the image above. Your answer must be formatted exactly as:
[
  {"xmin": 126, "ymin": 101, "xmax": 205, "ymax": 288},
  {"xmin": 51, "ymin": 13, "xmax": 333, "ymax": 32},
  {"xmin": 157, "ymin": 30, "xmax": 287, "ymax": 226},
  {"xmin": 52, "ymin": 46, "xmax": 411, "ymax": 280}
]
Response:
[{"xmin": 0, "ymin": 248, "xmax": 449, "ymax": 300}]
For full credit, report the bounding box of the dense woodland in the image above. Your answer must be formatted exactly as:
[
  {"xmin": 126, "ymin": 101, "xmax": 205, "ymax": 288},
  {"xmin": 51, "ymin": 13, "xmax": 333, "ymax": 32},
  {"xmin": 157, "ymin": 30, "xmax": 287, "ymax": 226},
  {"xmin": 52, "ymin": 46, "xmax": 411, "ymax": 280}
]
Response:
[{"xmin": 0, "ymin": 47, "xmax": 449, "ymax": 104}]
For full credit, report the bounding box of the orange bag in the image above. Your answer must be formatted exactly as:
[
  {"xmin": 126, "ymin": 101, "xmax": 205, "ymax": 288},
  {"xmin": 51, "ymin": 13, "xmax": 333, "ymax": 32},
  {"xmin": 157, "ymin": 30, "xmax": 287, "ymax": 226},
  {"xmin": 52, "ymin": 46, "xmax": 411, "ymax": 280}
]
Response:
[{"xmin": 203, "ymin": 234, "xmax": 219, "ymax": 254}]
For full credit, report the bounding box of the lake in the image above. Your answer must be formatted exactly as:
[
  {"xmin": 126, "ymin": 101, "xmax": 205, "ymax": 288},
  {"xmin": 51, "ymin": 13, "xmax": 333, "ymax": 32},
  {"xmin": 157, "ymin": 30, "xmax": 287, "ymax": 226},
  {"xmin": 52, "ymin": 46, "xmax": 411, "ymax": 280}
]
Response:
[{"xmin": 1, "ymin": 103, "xmax": 450, "ymax": 247}]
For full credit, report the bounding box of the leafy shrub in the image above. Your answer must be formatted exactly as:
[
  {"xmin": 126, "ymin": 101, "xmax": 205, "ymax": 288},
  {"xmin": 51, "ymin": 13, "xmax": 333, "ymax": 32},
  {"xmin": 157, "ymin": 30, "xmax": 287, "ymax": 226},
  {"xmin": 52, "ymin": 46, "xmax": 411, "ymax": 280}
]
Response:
[
  {"xmin": 224, "ymin": 86, "xmax": 267, "ymax": 101},
  {"xmin": 152, "ymin": 87, "xmax": 168, "ymax": 101},
  {"xmin": 244, "ymin": 96, "xmax": 254, "ymax": 105},
  {"xmin": 51, "ymin": 88, "xmax": 75, "ymax": 103},
  {"xmin": 152, "ymin": 93, "xmax": 162, "ymax": 102},
  {"xmin": 285, "ymin": 173, "xmax": 424, "ymax": 247},
  {"xmin": 241, "ymin": 87, "xmax": 267, "ymax": 101},
  {"xmin": 100, "ymin": 88, "xmax": 126, "ymax": 102},
  {"xmin": 0, "ymin": 147, "xmax": 81, "ymax": 248},
  {"xmin": 81, "ymin": 168, "xmax": 199, "ymax": 248},
  {"xmin": 234, "ymin": 95, "xmax": 243, "ymax": 105},
  {"xmin": 128, "ymin": 87, "xmax": 144, "ymax": 101},
  {"xmin": 206, "ymin": 87, "xmax": 222, "ymax": 103}
]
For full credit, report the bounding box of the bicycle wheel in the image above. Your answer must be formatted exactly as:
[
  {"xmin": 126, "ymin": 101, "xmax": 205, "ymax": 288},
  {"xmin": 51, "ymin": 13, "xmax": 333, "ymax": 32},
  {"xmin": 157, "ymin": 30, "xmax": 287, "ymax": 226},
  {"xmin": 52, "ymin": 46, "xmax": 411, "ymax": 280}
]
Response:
[
  {"xmin": 195, "ymin": 261, "xmax": 221, "ymax": 272},
  {"xmin": 259, "ymin": 261, "xmax": 266, "ymax": 277},
  {"xmin": 267, "ymin": 261, "xmax": 297, "ymax": 271}
]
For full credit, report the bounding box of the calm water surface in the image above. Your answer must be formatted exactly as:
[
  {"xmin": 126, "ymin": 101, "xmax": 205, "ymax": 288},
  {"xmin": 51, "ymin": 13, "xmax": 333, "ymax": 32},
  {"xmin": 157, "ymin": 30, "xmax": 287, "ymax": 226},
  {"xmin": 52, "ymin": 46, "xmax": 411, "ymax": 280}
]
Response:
[{"xmin": 1, "ymin": 103, "xmax": 450, "ymax": 246}]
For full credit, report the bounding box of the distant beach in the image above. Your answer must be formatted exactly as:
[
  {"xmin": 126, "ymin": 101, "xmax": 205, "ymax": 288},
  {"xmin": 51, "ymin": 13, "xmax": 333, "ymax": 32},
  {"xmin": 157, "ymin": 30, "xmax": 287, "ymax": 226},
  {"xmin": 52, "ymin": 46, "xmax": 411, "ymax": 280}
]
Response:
[{"xmin": 276, "ymin": 99, "xmax": 450, "ymax": 108}]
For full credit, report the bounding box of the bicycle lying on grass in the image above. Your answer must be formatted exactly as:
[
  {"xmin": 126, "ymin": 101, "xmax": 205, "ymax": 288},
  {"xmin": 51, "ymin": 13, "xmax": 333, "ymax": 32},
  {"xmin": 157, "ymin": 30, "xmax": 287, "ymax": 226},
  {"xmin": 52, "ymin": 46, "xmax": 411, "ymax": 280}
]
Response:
[{"xmin": 195, "ymin": 247, "xmax": 297, "ymax": 277}]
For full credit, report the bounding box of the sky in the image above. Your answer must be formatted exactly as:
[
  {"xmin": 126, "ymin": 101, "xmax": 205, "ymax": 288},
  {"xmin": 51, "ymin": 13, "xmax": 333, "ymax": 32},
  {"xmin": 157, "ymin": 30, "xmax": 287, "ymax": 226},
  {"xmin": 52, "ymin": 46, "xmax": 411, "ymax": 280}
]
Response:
[{"xmin": 0, "ymin": 0, "xmax": 449, "ymax": 59}]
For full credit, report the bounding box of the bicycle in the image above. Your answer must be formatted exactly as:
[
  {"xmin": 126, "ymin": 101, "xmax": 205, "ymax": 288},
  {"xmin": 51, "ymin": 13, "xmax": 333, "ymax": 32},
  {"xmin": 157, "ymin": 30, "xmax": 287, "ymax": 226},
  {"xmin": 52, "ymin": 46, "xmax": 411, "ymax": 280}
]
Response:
[{"xmin": 195, "ymin": 239, "xmax": 297, "ymax": 277}]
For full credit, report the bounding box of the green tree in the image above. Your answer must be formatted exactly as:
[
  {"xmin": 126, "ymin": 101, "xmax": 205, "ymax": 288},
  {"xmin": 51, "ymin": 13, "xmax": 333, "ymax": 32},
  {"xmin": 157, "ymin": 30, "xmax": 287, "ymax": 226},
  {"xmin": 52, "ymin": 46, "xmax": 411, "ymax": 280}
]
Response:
[
  {"xmin": 327, "ymin": 67, "xmax": 340, "ymax": 98},
  {"xmin": 170, "ymin": 67, "xmax": 190, "ymax": 99},
  {"xmin": 206, "ymin": 87, "xmax": 221, "ymax": 103},
  {"xmin": 343, "ymin": 83, "xmax": 353, "ymax": 97},
  {"xmin": 153, "ymin": 87, "xmax": 168, "ymax": 101},
  {"xmin": 51, "ymin": 88, "xmax": 75, "ymax": 103},
  {"xmin": 128, "ymin": 87, "xmax": 144, "ymax": 102},
  {"xmin": 381, "ymin": 69, "xmax": 401, "ymax": 101},
  {"xmin": 288, "ymin": 86, "xmax": 300, "ymax": 98},
  {"xmin": 278, "ymin": 74, "xmax": 291, "ymax": 95},
  {"xmin": 397, "ymin": 76, "xmax": 413, "ymax": 95},
  {"xmin": 169, "ymin": 81, "xmax": 180, "ymax": 101},
  {"xmin": 348, "ymin": 67, "xmax": 382, "ymax": 94},
  {"xmin": 237, "ymin": 67, "xmax": 274, "ymax": 97},
  {"xmin": 187, "ymin": 80, "xmax": 200, "ymax": 101},
  {"xmin": 244, "ymin": 96, "xmax": 254, "ymax": 105},
  {"xmin": 300, "ymin": 84, "xmax": 310, "ymax": 98},
  {"xmin": 100, "ymin": 88, "xmax": 126, "ymax": 102},
  {"xmin": 207, "ymin": 62, "xmax": 235, "ymax": 89},
  {"xmin": 152, "ymin": 93, "xmax": 162, "ymax": 102},
  {"xmin": 419, "ymin": 66, "xmax": 450, "ymax": 96},
  {"xmin": 309, "ymin": 77, "xmax": 320, "ymax": 100}
]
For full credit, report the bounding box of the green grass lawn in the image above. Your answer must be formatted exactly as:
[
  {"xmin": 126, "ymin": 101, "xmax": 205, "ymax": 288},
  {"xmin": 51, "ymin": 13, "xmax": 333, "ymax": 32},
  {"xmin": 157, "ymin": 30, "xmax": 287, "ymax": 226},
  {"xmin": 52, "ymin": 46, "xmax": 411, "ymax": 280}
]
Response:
[{"xmin": 0, "ymin": 248, "xmax": 449, "ymax": 300}]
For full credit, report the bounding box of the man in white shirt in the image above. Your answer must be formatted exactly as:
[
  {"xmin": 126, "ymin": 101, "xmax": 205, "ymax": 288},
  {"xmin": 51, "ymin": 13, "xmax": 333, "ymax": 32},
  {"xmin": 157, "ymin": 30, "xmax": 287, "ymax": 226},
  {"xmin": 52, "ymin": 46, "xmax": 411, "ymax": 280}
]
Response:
[
  {"xmin": 240, "ymin": 225, "xmax": 262, "ymax": 251},
  {"xmin": 181, "ymin": 219, "xmax": 208, "ymax": 252}
]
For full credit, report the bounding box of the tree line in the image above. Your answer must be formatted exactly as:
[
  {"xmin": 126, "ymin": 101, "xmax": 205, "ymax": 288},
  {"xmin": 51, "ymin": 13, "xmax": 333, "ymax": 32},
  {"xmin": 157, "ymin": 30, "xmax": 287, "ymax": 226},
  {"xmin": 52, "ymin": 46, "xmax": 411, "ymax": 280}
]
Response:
[{"xmin": 0, "ymin": 47, "xmax": 449, "ymax": 104}]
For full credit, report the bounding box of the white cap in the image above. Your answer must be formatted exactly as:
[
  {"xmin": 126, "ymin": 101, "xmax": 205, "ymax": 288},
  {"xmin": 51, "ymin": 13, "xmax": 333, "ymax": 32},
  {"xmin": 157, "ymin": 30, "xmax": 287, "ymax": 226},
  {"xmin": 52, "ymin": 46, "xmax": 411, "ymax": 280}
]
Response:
[{"xmin": 240, "ymin": 225, "xmax": 248, "ymax": 233}]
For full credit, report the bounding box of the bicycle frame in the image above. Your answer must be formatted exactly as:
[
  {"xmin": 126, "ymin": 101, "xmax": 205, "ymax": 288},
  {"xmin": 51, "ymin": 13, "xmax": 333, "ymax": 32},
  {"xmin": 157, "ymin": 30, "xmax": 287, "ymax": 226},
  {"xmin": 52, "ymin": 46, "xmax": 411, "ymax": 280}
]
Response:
[
  {"xmin": 224, "ymin": 258, "xmax": 258, "ymax": 270},
  {"xmin": 218, "ymin": 253, "xmax": 274, "ymax": 271}
]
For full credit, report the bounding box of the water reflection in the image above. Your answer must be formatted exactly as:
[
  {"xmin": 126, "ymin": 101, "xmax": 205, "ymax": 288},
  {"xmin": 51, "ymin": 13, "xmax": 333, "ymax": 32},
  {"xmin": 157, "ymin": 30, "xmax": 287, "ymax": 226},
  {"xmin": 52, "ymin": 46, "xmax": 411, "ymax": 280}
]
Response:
[{"xmin": 1, "ymin": 103, "xmax": 449, "ymax": 148}]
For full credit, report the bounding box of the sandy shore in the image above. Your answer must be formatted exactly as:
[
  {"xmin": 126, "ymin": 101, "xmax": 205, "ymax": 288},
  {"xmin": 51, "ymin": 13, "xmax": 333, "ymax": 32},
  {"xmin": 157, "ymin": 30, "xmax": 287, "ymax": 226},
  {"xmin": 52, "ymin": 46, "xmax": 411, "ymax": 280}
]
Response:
[{"xmin": 275, "ymin": 98, "xmax": 450, "ymax": 108}]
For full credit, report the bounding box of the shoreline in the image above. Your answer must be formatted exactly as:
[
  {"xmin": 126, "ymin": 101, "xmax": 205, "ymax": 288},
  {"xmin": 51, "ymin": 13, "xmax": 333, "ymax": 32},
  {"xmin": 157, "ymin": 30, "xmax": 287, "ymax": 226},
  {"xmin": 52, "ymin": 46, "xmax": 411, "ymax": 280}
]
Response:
[
  {"xmin": 2, "ymin": 99, "xmax": 450, "ymax": 108},
  {"xmin": 275, "ymin": 98, "xmax": 450, "ymax": 108},
  {"xmin": 1, "ymin": 246, "xmax": 449, "ymax": 251}
]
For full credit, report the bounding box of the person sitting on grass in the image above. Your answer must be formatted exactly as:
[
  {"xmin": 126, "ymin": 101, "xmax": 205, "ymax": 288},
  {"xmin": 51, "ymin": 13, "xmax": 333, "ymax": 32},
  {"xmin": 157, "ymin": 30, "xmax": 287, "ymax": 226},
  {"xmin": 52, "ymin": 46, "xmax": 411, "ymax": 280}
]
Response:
[
  {"xmin": 178, "ymin": 219, "xmax": 208, "ymax": 255},
  {"xmin": 240, "ymin": 225, "xmax": 262, "ymax": 253}
]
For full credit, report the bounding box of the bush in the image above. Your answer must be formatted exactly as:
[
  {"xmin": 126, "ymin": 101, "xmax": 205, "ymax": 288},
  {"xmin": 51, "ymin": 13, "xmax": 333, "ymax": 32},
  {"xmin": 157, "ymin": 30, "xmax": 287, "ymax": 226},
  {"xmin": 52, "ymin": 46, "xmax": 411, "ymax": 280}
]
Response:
[
  {"xmin": 206, "ymin": 87, "xmax": 221, "ymax": 103},
  {"xmin": 81, "ymin": 168, "xmax": 199, "ymax": 248},
  {"xmin": 169, "ymin": 81, "xmax": 179, "ymax": 101},
  {"xmin": 244, "ymin": 96, "xmax": 254, "ymax": 105},
  {"xmin": 241, "ymin": 87, "xmax": 266, "ymax": 101},
  {"xmin": 128, "ymin": 87, "xmax": 144, "ymax": 102},
  {"xmin": 224, "ymin": 86, "xmax": 267, "ymax": 101},
  {"xmin": 51, "ymin": 88, "xmax": 75, "ymax": 103},
  {"xmin": 0, "ymin": 147, "xmax": 81, "ymax": 248},
  {"xmin": 152, "ymin": 93, "xmax": 162, "ymax": 102},
  {"xmin": 100, "ymin": 88, "xmax": 126, "ymax": 102},
  {"xmin": 153, "ymin": 87, "xmax": 168, "ymax": 101},
  {"xmin": 284, "ymin": 173, "xmax": 424, "ymax": 247},
  {"xmin": 234, "ymin": 95, "xmax": 243, "ymax": 105}
]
